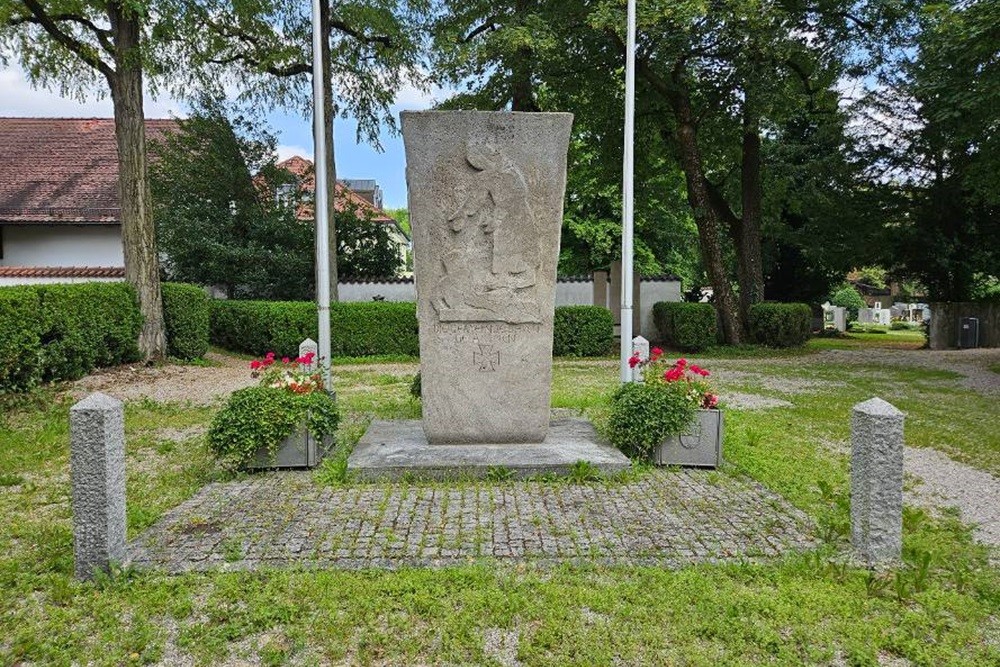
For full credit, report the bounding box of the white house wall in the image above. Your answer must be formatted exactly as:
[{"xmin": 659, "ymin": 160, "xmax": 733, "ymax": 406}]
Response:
[{"xmin": 1, "ymin": 225, "xmax": 124, "ymax": 267}]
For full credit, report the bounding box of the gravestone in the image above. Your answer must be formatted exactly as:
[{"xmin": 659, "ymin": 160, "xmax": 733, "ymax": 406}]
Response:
[
  {"xmin": 631, "ymin": 335, "xmax": 649, "ymax": 383},
  {"xmin": 850, "ymin": 397, "xmax": 904, "ymax": 566},
  {"xmin": 299, "ymin": 338, "xmax": 318, "ymax": 372},
  {"xmin": 70, "ymin": 392, "xmax": 126, "ymax": 580},
  {"xmin": 822, "ymin": 302, "xmax": 847, "ymax": 332},
  {"xmin": 402, "ymin": 111, "xmax": 573, "ymax": 444}
]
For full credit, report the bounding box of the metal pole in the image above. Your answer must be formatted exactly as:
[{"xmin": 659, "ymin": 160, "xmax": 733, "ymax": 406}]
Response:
[
  {"xmin": 620, "ymin": 0, "xmax": 636, "ymax": 383},
  {"xmin": 311, "ymin": 0, "xmax": 332, "ymax": 390}
]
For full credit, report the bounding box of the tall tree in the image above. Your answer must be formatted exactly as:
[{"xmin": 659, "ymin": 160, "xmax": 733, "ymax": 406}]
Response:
[
  {"xmin": 2, "ymin": 0, "xmax": 168, "ymax": 358},
  {"xmin": 166, "ymin": 0, "xmax": 426, "ymax": 300}
]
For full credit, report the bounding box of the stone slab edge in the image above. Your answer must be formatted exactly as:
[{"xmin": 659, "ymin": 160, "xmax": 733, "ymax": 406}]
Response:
[{"xmin": 348, "ymin": 418, "xmax": 631, "ymax": 481}]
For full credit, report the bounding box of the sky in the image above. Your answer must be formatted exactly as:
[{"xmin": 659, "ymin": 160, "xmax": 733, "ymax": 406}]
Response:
[{"xmin": 0, "ymin": 66, "xmax": 442, "ymax": 209}]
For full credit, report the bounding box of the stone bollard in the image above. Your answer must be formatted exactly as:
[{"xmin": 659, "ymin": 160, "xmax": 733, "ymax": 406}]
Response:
[
  {"xmin": 299, "ymin": 338, "xmax": 318, "ymax": 372},
  {"xmin": 631, "ymin": 335, "xmax": 649, "ymax": 382},
  {"xmin": 70, "ymin": 392, "xmax": 126, "ymax": 580},
  {"xmin": 851, "ymin": 397, "xmax": 904, "ymax": 566}
]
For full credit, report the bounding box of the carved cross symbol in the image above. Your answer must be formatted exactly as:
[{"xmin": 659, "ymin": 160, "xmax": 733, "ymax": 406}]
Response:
[{"xmin": 473, "ymin": 344, "xmax": 500, "ymax": 372}]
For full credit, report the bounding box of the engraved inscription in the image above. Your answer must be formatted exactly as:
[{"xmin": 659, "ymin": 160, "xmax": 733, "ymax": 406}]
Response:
[
  {"xmin": 473, "ymin": 344, "xmax": 501, "ymax": 372},
  {"xmin": 432, "ymin": 140, "xmax": 543, "ymax": 324}
]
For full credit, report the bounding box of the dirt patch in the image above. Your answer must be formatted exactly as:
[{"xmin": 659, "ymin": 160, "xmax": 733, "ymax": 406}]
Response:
[{"xmin": 722, "ymin": 392, "xmax": 794, "ymax": 410}]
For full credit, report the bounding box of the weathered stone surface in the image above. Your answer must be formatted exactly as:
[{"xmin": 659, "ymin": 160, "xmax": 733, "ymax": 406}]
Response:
[
  {"xmin": 402, "ymin": 111, "xmax": 573, "ymax": 443},
  {"xmin": 298, "ymin": 338, "xmax": 318, "ymax": 372},
  {"xmin": 851, "ymin": 397, "xmax": 905, "ymax": 565},
  {"xmin": 631, "ymin": 335, "xmax": 649, "ymax": 383},
  {"xmin": 127, "ymin": 467, "xmax": 816, "ymax": 572},
  {"xmin": 348, "ymin": 419, "xmax": 630, "ymax": 480},
  {"xmin": 70, "ymin": 392, "xmax": 126, "ymax": 580}
]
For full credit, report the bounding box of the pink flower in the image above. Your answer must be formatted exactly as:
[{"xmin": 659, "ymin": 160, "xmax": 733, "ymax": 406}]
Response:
[
  {"xmin": 676, "ymin": 358, "xmax": 687, "ymax": 368},
  {"xmin": 651, "ymin": 347, "xmax": 663, "ymax": 360},
  {"xmin": 265, "ymin": 351, "xmax": 275, "ymax": 359},
  {"xmin": 664, "ymin": 367, "xmax": 683, "ymax": 382},
  {"xmin": 282, "ymin": 357, "xmax": 290, "ymax": 364},
  {"xmin": 250, "ymin": 360, "xmax": 262, "ymax": 370},
  {"xmin": 628, "ymin": 354, "xmax": 641, "ymax": 369}
]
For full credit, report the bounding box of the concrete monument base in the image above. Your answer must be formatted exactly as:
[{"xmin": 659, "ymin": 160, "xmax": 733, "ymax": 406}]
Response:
[{"xmin": 348, "ymin": 419, "xmax": 630, "ymax": 481}]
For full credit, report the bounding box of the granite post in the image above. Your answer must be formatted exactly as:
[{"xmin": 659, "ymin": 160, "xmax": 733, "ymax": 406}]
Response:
[
  {"xmin": 851, "ymin": 397, "xmax": 904, "ymax": 566},
  {"xmin": 70, "ymin": 392, "xmax": 126, "ymax": 580},
  {"xmin": 402, "ymin": 111, "xmax": 573, "ymax": 443},
  {"xmin": 631, "ymin": 335, "xmax": 649, "ymax": 383},
  {"xmin": 299, "ymin": 338, "xmax": 318, "ymax": 372}
]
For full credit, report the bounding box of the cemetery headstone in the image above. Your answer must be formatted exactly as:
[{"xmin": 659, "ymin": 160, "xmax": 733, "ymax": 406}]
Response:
[
  {"xmin": 631, "ymin": 335, "xmax": 649, "ymax": 382},
  {"xmin": 850, "ymin": 397, "xmax": 904, "ymax": 566},
  {"xmin": 70, "ymin": 392, "xmax": 126, "ymax": 580},
  {"xmin": 402, "ymin": 111, "xmax": 573, "ymax": 443}
]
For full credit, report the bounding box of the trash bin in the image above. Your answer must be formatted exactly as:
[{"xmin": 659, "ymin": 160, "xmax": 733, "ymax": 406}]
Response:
[{"xmin": 959, "ymin": 317, "xmax": 979, "ymax": 349}]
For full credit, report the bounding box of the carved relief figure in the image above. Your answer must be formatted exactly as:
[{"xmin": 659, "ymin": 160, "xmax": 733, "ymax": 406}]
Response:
[{"xmin": 432, "ymin": 141, "xmax": 543, "ymax": 324}]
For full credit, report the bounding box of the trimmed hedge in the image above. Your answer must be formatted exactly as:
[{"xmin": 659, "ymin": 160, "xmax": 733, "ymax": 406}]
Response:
[
  {"xmin": 553, "ymin": 306, "xmax": 615, "ymax": 356},
  {"xmin": 747, "ymin": 302, "xmax": 812, "ymax": 348},
  {"xmin": 211, "ymin": 300, "xmax": 616, "ymax": 359},
  {"xmin": 210, "ymin": 300, "xmax": 420, "ymax": 358},
  {"xmin": 0, "ymin": 281, "xmax": 210, "ymax": 392},
  {"xmin": 161, "ymin": 283, "xmax": 211, "ymax": 360},
  {"xmin": 652, "ymin": 302, "xmax": 718, "ymax": 351},
  {"xmin": 0, "ymin": 282, "xmax": 142, "ymax": 391}
]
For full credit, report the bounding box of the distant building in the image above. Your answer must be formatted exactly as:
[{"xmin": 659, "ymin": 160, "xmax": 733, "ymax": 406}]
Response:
[
  {"xmin": 0, "ymin": 117, "xmax": 176, "ymax": 285},
  {"xmin": 276, "ymin": 156, "xmax": 410, "ymax": 275}
]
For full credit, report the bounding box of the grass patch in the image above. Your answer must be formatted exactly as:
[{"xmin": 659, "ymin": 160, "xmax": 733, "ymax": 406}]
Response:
[
  {"xmin": 1, "ymin": 352, "xmax": 998, "ymax": 665},
  {"xmin": 807, "ymin": 329, "xmax": 926, "ymax": 350}
]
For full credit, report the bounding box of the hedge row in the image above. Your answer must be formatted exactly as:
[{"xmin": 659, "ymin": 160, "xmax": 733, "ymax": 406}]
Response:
[
  {"xmin": 161, "ymin": 283, "xmax": 211, "ymax": 360},
  {"xmin": 652, "ymin": 302, "xmax": 718, "ymax": 351},
  {"xmin": 748, "ymin": 302, "xmax": 812, "ymax": 348},
  {"xmin": 210, "ymin": 300, "xmax": 616, "ymax": 359},
  {"xmin": 0, "ymin": 282, "xmax": 210, "ymax": 392}
]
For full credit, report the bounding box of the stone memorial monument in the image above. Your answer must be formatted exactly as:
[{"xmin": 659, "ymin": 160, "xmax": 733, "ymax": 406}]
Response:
[
  {"xmin": 348, "ymin": 111, "xmax": 630, "ymax": 478},
  {"xmin": 403, "ymin": 111, "xmax": 573, "ymax": 444}
]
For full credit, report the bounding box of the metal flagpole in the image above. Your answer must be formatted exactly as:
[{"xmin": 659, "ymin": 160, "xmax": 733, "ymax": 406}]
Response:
[
  {"xmin": 619, "ymin": 0, "xmax": 637, "ymax": 383},
  {"xmin": 311, "ymin": 0, "xmax": 332, "ymax": 390}
]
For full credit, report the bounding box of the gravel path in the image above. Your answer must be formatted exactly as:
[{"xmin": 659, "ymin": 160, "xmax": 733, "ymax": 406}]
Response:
[{"xmin": 904, "ymin": 447, "xmax": 1000, "ymax": 549}]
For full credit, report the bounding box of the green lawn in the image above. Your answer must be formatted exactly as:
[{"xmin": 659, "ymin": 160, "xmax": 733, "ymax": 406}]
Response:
[{"xmin": 1, "ymin": 354, "xmax": 998, "ymax": 666}]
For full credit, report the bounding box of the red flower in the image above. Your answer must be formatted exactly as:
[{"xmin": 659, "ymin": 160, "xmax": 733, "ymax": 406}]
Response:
[
  {"xmin": 702, "ymin": 393, "xmax": 719, "ymax": 409},
  {"xmin": 628, "ymin": 354, "xmax": 641, "ymax": 369},
  {"xmin": 689, "ymin": 364, "xmax": 710, "ymax": 377},
  {"xmin": 651, "ymin": 347, "xmax": 663, "ymax": 360},
  {"xmin": 282, "ymin": 357, "xmax": 290, "ymax": 364},
  {"xmin": 676, "ymin": 358, "xmax": 687, "ymax": 368},
  {"xmin": 250, "ymin": 360, "xmax": 262, "ymax": 370},
  {"xmin": 664, "ymin": 367, "xmax": 683, "ymax": 382},
  {"xmin": 265, "ymin": 351, "xmax": 275, "ymax": 360}
]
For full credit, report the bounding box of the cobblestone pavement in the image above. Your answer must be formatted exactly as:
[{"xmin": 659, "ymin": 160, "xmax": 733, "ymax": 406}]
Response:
[{"xmin": 128, "ymin": 469, "xmax": 816, "ymax": 572}]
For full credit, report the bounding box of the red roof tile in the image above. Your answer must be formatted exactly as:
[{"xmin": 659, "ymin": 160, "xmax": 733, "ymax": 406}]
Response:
[
  {"xmin": 275, "ymin": 156, "xmax": 397, "ymax": 225},
  {"xmin": 0, "ymin": 266, "xmax": 125, "ymax": 278},
  {"xmin": 0, "ymin": 117, "xmax": 178, "ymax": 224}
]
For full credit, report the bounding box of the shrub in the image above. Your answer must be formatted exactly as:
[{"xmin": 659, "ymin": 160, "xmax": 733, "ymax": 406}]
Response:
[
  {"xmin": 210, "ymin": 300, "xmax": 419, "ymax": 358},
  {"xmin": 652, "ymin": 302, "xmax": 718, "ymax": 351},
  {"xmin": 0, "ymin": 282, "xmax": 143, "ymax": 391},
  {"xmin": 161, "ymin": 283, "xmax": 210, "ymax": 360},
  {"xmin": 830, "ymin": 285, "xmax": 866, "ymax": 321},
  {"xmin": 607, "ymin": 381, "xmax": 698, "ymax": 459},
  {"xmin": 553, "ymin": 306, "xmax": 615, "ymax": 356},
  {"xmin": 747, "ymin": 303, "xmax": 812, "ymax": 348},
  {"xmin": 890, "ymin": 320, "xmax": 916, "ymax": 330},
  {"xmin": 207, "ymin": 386, "xmax": 339, "ymax": 471}
]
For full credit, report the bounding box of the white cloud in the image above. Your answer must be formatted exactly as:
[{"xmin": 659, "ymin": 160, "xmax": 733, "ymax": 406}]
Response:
[
  {"xmin": 276, "ymin": 144, "xmax": 311, "ymax": 162},
  {"xmin": 0, "ymin": 66, "xmax": 185, "ymax": 119},
  {"xmin": 392, "ymin": 81, "xmax": 455, "ymax": 110}
]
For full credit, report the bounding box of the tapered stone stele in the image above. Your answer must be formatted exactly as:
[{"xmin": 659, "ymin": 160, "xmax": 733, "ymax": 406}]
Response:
[{"xmin": 402, "ymin": 111, "xmax": 573, "ymax": 443}]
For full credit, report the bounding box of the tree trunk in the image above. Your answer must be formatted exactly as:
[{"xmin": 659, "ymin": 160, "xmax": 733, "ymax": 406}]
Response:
[
  {"xmin": 107, "ymin": 1, "xmax": 166, "ymax": 360},
  {"xmin": 511, "ymin": 0, "xmax": 539, "ymax": 111},
  {"xmin": 319, "ymin": 0, "xmax": 339, "ymax": 301},
  {"xmin": 737, "ymin": 109, "xmax": 765, "ymax": 322}
]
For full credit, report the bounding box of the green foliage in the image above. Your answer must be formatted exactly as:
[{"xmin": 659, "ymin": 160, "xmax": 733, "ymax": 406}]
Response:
[
  {"xmin": 652, "ymin": 302, "xmax": 718, "ymax": 351},
  {"xmin": 210, "ymin": 300, "xmax": 419, "ymax": 358},
  {"xmin": 552, "ymin": 306, "xmax": 614, "ymax": 356},
  {"xmin": 0, "ymin": 283, "xmax": 142, "ymax": 391},
  {"xmin": 890, "ymin": 321, "xmax": 916, "ymax": 331},
  {"xmin": 607, "ymin": 382, "xmax": 698, "ymax": 459},
  {"xmin": 160, "ymin": 283, "xmax": 210, "ymax": 360},
  {"xmin": 747, "ymin": 303, "xmax": 812, "ymax": 348},
  {"xmin": 830, "ymin": 285, "xmax": 866, "ymax": 321},
  {"xmin": 207, "ymin": 386, "xmax": 339, "ymax": 471},
  {"xmin": 409, "ymin": 372, "xmax": 421, "ymax": 400}
]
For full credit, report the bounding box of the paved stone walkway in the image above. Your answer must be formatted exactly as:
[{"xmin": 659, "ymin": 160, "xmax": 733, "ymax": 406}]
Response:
[{"xmin": 128, "ymin": 470, "xmax": 816, "ymax": 572}]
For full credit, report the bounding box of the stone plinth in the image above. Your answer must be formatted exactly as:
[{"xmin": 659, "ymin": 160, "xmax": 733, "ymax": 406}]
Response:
[
  {"xmin": 347, "ymin": 419, "xmax": 630, "ymax": 481},
  {"xmin": 851, "ymin": 397, "xmax": 905, "ymax": 566},
  {"xmin": 70, "ymin": 392, "xmax": 127, "ymax": 580},
  {"xmin": 402, "ymin": 111, "xmax": 573, "ymax": 444}
]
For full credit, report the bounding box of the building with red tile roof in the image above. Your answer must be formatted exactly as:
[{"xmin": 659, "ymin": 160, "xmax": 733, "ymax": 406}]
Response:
[{"xmin": 0, "ymin": 117, "xmax": 177, "ymax": 284}]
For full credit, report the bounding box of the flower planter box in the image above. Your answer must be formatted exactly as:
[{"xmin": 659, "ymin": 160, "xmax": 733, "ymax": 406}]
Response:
[
  {"xmin": 654, "ymin": 409, "xmax": 723, "ymax": 468},
  {"xmin": 249, "ymin": 425, "xmax": 332, "ymax": 469}
]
